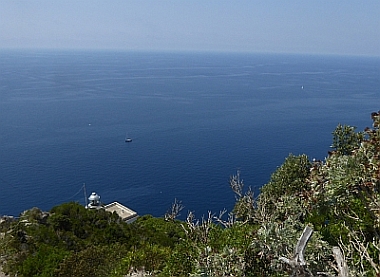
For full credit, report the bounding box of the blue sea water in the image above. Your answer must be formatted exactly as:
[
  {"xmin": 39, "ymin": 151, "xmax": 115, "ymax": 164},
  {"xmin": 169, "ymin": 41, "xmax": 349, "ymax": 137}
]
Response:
[{"xmin": 0, "ymin": 50, "xmax": 379, "ymax": 218}]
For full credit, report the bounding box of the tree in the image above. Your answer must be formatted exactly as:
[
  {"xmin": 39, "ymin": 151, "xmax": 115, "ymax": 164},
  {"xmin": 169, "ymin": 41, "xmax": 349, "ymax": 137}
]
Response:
[{"xmin": 331, "ymin": 123, "xmax": 363, "ymax": 155}]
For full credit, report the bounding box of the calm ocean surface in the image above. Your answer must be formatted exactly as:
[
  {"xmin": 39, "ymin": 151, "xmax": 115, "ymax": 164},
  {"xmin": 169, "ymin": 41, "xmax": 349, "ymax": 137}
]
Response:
[{"xmin": 0, "ymin": 51, "xmax": 379, "ymax": 218}]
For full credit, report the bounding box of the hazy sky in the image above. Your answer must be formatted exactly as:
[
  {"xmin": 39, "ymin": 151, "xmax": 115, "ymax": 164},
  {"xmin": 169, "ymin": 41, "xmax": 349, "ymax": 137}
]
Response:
[{"xmin": 1, "ymin": 1, "xmax": 379, "ymax": 56}]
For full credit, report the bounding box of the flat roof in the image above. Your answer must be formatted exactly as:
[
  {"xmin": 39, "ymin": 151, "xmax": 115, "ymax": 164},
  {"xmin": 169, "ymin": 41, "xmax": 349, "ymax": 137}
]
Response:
[{"xmin": 104, "ymin": 201, "xmax": 138, "ymax": 222}]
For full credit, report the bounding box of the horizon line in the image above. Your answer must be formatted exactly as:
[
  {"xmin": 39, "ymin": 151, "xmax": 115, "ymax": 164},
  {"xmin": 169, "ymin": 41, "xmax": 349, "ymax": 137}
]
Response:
[{"xmin": 0, "ymin": 47, "xmax": 379, "ymax": 59}]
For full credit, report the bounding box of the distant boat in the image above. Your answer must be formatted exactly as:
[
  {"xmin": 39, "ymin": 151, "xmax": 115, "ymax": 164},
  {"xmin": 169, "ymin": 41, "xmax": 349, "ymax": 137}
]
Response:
[{"xmin": 125, "ymin": 132, "xmax": 132, "ymax": 142}]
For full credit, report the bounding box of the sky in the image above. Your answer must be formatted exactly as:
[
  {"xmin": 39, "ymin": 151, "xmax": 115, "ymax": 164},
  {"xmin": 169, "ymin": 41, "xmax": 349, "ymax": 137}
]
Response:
[{"xmin": 1, "ymin": 1, "xmax": 380, "ymax": 56}]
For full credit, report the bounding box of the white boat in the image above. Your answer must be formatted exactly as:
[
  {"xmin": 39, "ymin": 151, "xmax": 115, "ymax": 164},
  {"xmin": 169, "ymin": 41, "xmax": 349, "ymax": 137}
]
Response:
[{"xmin": 125, "ymin": 132, "xmax": 132, "ymax": 142}]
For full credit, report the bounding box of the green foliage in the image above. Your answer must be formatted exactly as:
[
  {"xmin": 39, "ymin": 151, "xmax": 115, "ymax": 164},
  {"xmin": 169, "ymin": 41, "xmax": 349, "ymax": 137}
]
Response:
[
  {"xmin": 245, "ymin": 153, "xmax": 332, "ymax": 276},
  {"xmin": 160, "ymin": 240, "xmax": 196, "ymax": 277},
  {"xmin": 122, "ymin": 215, "xmax": 186, "ymax": 275},
  {"xmin": 261, "ymin": 154, "xmax": 311, "ymax": 199},
  {"xmin": 56, "ymin": 244, "xmax": 129, "ymax": 277},
  {"xmin": 49, "ymin": 202, "xmax": 132, "ymax": 245},
  {"xmin": 119, "ymin": 243, "xmax": 171, "ymax": 274},
  {"xmin": 131, "ymin": 215, "xmax": 185, "ymax": 248},
  {"xmin": 17, "ymin": 245, "xmax": 69, "ymax": 277},
  {"xmin": 258, "ymin": 154, "xmax": 311, "ymax": 224},
  {"xmin": 331, "ymin": 123, "xmax": 363, "ymax": 155},
  {"xmin": 0, "ymin": 202, "xmax": 136, "ymax": 276},
  {"xmin": 177, "ymin": 211, "xmax": 258, "ymax": 277}
]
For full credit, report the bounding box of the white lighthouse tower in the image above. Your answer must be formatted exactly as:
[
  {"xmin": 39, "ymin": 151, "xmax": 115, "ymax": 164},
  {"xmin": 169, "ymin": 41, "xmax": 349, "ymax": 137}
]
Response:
[{"xmin": 86, "ymin": 192, "xmax": 102, "ymax": 209}]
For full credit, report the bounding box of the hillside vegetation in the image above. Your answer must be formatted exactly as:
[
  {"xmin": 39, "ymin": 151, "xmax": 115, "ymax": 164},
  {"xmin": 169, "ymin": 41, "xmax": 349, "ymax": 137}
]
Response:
[{"xmin": 1, "ymin": 111, "xmax": 380, "ymax": 276}]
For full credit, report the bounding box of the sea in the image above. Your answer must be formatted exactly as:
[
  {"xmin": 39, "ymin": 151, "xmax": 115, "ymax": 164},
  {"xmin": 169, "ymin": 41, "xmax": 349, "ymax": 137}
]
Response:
[{"xmin": 0, "ymin": 50, "xmax": 379, "ymax": 219}]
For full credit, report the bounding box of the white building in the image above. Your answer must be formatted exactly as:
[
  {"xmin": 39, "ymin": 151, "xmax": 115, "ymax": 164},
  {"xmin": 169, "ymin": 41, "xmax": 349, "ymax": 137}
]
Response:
[
  {"xmin": 86, "ymin": 192, "xmax": 138, "ymax": 223},
  {"xmin": 104, "ymin": 201, "xmax": 138, "ymax": 223}
]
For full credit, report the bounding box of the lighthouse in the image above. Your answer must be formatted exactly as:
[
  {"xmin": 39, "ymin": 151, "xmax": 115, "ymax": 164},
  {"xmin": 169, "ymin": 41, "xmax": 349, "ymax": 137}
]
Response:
[{"xmin": 86, "ymin": 192, "xmax": 102, "ymax": 209}]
